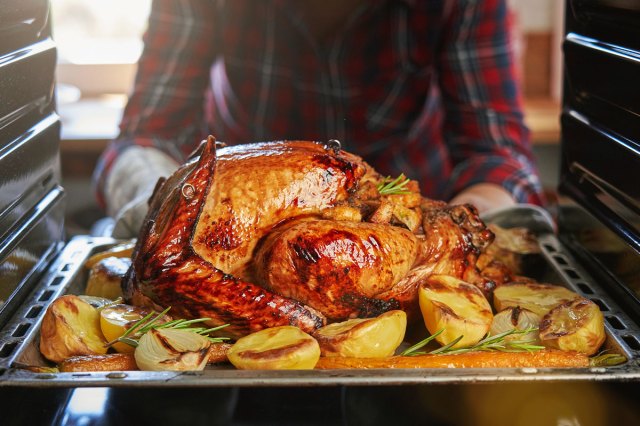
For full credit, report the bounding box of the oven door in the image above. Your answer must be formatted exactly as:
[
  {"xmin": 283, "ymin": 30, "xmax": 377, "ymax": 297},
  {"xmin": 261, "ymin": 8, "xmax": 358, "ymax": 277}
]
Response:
[{"xmin": 559, "ymin": 0, "xmax": 640, "ymax": 326}]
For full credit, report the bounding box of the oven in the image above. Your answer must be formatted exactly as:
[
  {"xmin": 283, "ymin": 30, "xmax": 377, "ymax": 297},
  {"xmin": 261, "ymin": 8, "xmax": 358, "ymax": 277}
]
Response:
[{"xmin": 0, "ymin": 0, "xmax": 639, "ymax": 424}]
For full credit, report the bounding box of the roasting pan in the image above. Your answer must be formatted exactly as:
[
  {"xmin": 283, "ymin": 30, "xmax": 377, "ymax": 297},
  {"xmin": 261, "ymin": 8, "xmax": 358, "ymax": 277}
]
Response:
[{"xmin": 0, "ymin": 206, "xmax": 639, "ymax": 388}]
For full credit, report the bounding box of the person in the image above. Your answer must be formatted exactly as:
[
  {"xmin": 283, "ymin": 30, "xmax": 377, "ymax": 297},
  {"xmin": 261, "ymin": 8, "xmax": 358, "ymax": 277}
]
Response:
[{"xmin": 93, "ymin": 0, "xmax": 544, "ymax": 238}]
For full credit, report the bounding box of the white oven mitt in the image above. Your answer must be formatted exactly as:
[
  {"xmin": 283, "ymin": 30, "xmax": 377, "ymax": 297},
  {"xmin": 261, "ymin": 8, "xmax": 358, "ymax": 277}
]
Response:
[{"xmin": 105, "ymin": 146, "xmax": 179, "ymax": 238}]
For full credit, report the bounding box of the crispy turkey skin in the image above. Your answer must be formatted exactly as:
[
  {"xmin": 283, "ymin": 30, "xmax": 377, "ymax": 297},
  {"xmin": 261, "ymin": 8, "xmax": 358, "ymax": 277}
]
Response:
[{"xmin": 124, "ymin": 136, "xmax": 493, "ymax": 337}]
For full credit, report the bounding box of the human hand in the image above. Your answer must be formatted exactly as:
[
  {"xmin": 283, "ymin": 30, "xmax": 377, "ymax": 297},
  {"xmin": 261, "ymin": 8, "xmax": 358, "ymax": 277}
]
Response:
[
  {"xmin": 449, "ymin": 183, "xmax": 516, "ymax": 214},
  {"xmin": 111, "ymin": 192, "xmax": 154, "ymax": 239},
  {"xmin": 105, "ymin": 146, "xmax": 179, "ymax": 238}
]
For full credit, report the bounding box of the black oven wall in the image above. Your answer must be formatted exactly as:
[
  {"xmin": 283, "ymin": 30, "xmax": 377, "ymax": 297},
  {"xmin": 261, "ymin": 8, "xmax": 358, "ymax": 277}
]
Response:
[
  {"xmin": 560, "ymin": 0, "xmax": 640, "ymax": 324},
  {"xmin": 0, "ymin": 0, "xmax": 65, "ymax": 326}
]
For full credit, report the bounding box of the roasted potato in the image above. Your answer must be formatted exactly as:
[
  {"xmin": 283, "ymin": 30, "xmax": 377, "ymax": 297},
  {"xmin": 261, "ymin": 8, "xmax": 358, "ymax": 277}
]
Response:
[
  {"xmin": 39, "ymin": 295, "xmax": 108, "ymax": 363},
  {"xmin": 59, "ymin": 353, "xmax": 138, "ymax": 372},
  {"xmin": 313, "ymin": 310, "xmax": 406, "ymax": 358},
  {"xmin": 493, "ymin": 283, "xmax": 579, "ymax": 317},
  {"xmin": 84, "ymin": 240, "xmax": 135, "ymax": 269},
  {"xmin": 483, "ymin": 224, "xmax": 541, "ymax": 275},
  {"xmin": 228, "ymin": 326, "xmax": 320, "ymax": 370},
  {"xmin": 418, "ymin": 275, "xmax": 493, "ymax": 348},
  {"xmin": 540, "ymin": 298, "xmax": 606, "ymax": 355},
  {"xmin": 85, "ymin": 257, "xmax": 131, "ymax": 300}
]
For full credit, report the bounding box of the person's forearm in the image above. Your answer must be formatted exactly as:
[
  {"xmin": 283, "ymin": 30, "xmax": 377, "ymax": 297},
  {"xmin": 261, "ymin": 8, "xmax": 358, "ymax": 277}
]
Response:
[
  {"xmin": 438, "ymin": 0, "xmax": 544, "ymax": 205},
  {"xmin": 449, "ymin": 183, "xmax": 515, "ymax": 214}
]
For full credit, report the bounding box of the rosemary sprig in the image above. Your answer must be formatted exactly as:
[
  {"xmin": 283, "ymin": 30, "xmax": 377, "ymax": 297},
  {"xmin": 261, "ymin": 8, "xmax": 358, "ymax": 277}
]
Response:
[
  {"xmin": 377, "ymin": 174, "xmax": 411, "ymax": 195},
  {"xmin": 105, "ymin": 307, "xmax": 230, "ymax": 349},
  {"xmin": 430, "ymin": 327, "xmax": 545, "ymax": 355},
  {"xmin": 430, "ymin": 335, "xmax": 465, "ymax": 354},
  {"xmin": 401, "ymin": 327, "xmax": 545, "ymax": 357},
  {"xmin": 401, "ymin": 329, "xmax": 445, "ymax": 356}
]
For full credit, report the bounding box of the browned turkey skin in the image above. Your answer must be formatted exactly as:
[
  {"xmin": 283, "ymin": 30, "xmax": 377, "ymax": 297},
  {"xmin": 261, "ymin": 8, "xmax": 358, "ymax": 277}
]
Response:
[
  {"xmin": 124, "ymin": 136, "xmax": 493, "ymax": 337},
  {"xmin": 253, "ymin": 218, "xmax": 419, "ymax": 320}
]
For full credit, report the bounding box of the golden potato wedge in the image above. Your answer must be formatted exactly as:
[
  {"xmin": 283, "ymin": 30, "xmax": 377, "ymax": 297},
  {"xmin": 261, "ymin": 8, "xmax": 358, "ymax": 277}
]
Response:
[
  {"xmin": 493, "ymin": 283, "xmax": 579, "ymax": 317},
  {"xmin": 489, "ymin": 306, "xmax": 542, "ymax": 344},
  {"xmin": 85, "ymin": 257, "xmax": 131, "ymax": 300},
  {"xmin": 59, "ymin": 353, "xmax": 138, "ymax": 372},
  {"xmin": 84, "ymin": 240, "xmax": 135, "ymax": 269},
  {"xmin": 228, "ymin": 326, "xmax": 320, "ymax": 370},
  {"xmin": 313, "ymin": 310, "xmax": 407, "ymax": 358},
  {"xmin": 85, "ymin": 259, "xmax": 129, "ymax": 298},
  {"xmin": 419, "ymin": 275, "xmax": 493, "ymax": 348},
  {"xmin": 84, "ymin": 257, "xmax": 131, "ymax": 300},
  {"xmin": 540, "ymin": 298, "xmax": 606, "ymax": 355},
  {"xmin": 39, "ymin": 295, "xmax": 108, "ymax": 363}
]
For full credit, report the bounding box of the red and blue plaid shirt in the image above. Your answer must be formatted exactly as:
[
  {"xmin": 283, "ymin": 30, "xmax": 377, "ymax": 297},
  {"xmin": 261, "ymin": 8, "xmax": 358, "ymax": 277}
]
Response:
[{"xmin": 94, "ymin": 0, "xmax": 544, "ymax": 210}]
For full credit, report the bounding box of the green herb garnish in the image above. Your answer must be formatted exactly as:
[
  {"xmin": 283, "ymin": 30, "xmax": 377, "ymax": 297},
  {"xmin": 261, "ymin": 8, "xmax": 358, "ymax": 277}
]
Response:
[
  {"xmin": 401, "ymin": 327, "xmax": 545, "ymax": 357},
  {"xmin": 105, "ymin": 307, "xmax": 230, "ymax": 348},
  {"xmin": 430, "ymin": 335, "xmax": 465, "ymax": 354},
  {"xmin": 377, "ymin": 174, "xmax": 411, "ymax": 195},
  {"xmin": 430, "ymin": 327, "xmax": 545, "ymax": 355},
  {"xmin": 401, "ymin": 328, "xmax": 445, "ymax": 356}
]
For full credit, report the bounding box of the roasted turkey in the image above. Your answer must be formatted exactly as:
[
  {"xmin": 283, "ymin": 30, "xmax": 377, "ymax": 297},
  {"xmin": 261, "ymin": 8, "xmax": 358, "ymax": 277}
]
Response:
[{"xmin": 124, "ymin": 137, "xmax": 494, "ymax": 337}]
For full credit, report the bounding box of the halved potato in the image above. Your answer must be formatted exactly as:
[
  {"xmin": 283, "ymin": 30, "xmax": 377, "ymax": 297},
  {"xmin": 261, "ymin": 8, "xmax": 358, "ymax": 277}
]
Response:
[
  {"xmin": 84, "ymin": 240, "xmax": 135, "ymax": 269},
  {"xmin": 39, "ymin": 295, "xmax": 108, "ymax": 363},
  {"xmin": 540, "ymin": 298, "xmax": 606, "ymax": 355},
  {"xmin": 228, "ymin": 326, "xmax": 320, "ymax": 370},
  {"xmin": 419, "ymin": 275, "xmax": 493, "ymax": 348},
  {"xmin": 314, "ymin": 310, "xmax": 406, "ymax": 358},
  {"xmin": 493, "ymin": 283, "xmax": 579, "ymax": 317},
  {"xmin": 85, "ymin": 257, "xmax": 131, "ymax": 300},
  {"xmin": 100, "ymin": 304, "xmax": 152, "ymax": 353}
]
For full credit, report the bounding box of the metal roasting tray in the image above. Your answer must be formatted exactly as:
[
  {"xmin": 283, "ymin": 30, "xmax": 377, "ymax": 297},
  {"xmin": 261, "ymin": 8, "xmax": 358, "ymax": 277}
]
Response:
[{"xmin": 1, "ymin": 207, "xmax": 640, "ymax": 387}]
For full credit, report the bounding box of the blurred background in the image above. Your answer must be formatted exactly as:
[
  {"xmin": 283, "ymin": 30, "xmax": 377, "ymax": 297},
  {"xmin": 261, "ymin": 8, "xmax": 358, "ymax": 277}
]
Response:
[{"xmin": 52, "ymin": 0, "xmax": 564, "ymax": 235}]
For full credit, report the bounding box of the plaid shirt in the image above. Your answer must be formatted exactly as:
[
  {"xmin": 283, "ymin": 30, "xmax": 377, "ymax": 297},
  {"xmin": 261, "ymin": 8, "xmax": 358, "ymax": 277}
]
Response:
[{"xmin": 94, "ymin": 0, "xmax": 544, "ymax": 210}]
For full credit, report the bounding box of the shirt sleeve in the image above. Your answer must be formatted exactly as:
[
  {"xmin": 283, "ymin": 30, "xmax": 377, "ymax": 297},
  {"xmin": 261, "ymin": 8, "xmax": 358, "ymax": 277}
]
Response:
[
  {"xmin": 93, "ymin": 0, "xmax": 217, "ymax": 209},
  {"xmin": 437, "ymin": 0, "xmax": 545, "ymax": 206}
]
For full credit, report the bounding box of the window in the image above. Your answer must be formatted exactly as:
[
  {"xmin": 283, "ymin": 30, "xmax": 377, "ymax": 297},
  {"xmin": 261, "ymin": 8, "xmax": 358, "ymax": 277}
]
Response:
[{"xmin": 51, "ymin": 0, "xmax": 151, "ymax": 139}]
